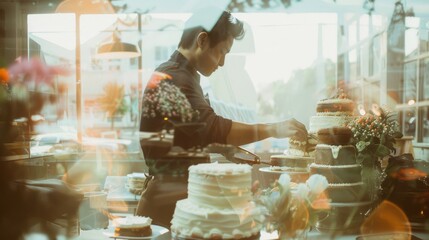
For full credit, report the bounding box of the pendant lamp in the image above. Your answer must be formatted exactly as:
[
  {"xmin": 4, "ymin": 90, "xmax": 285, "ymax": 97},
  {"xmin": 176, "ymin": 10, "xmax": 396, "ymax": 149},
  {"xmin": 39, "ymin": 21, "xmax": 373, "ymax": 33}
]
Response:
[{"xmin": 96, "ymin": 29, "xmax": 141, "ymax": 59}]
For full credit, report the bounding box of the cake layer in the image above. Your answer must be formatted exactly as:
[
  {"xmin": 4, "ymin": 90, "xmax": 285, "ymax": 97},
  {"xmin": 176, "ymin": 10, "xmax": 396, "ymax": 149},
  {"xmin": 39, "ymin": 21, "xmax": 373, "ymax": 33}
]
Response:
[
  {"xmin": 115, "ymin": 226, "xmax": 152, "ymax": 237},
  {"xmin": 309, "ymin": 116, "xmax": 353, "ymax": 134},
  {"xmin": 326, "ymin": 182, "xmax": 368, "ymax": 203},
  {"xmin": 187, "ymin": 173, "xmax": 251, "ymax": 208},
  {"xmin": 171, "ymin": 199, "xmax": 264, "ymax": 239},
  {"xmin": 259, "ymin": 167, "xmax": 310, "ymax": 186},
  {"xmin": 309, "ymin": 164, "xmax": 361, "ymax": 183},
  {"xmin": 270, "ymin": 155, "xmax": 314, "ymax": 170},
  {"xmin": 187, "ymin": 164, "xmax": 252, "ymax": 209},
  {"xmin": 112, "ymin": 216, "xmax": 152, "ymax": 229},
  {"xmin": 314, "ymin": 144, "xmax": 356, "ymax": 165},
  {"xmin": 316, "ymin": 201, "xmax": 372, "ymax": 234},
  {"xmin": 316, "ymin": 98, "xmax": 354, "ymax": 113},
  {"xmin": 287, "ymin": 135, "xmax": 317, "ymax": 157},
  {"xmin": 317, "ymin": 127, "xmax": 352, "ymax": 145}
]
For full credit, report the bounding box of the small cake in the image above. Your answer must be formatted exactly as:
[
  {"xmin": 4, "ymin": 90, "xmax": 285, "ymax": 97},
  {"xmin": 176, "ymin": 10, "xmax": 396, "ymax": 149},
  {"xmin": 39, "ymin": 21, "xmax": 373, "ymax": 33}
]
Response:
[
  {"xmin": 316, "ymin": 98, "xmax": 354, "ymax": 114},
  {"xmin": 287, "ymin": 134, "xmax": 317, "ymax": 157},
  {"xmin": 309, "ymin": 93, "xmax": 355, "ymax": 134},
  {"xmin": 113, "ymin": 216, "xmax": 152, "ymax": 237},
  {"xmin": 126, "ymin": 173, "xmax": 147, "ymax": 194}
]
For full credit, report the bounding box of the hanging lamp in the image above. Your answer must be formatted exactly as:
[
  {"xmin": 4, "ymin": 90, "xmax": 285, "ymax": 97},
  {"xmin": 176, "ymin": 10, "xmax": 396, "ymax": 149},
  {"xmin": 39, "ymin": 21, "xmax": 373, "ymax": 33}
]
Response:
[{"xmin": 95, "ymin": 29, "xmax": 141, "ymax": 59}]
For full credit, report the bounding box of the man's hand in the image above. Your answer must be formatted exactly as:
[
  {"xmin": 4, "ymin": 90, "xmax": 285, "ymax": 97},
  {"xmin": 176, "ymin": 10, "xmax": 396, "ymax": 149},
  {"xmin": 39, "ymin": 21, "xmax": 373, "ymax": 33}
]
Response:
[{"xmin": 270, "ymin": 118, "xmax": 308, "ymax": 141}]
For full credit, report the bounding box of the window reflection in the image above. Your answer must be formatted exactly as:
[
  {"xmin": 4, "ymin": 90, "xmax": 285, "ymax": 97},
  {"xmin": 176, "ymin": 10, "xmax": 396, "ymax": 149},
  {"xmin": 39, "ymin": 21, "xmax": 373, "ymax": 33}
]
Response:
[
  {"xmin": 422, "ymin": 107, "xmax": 429, "ymax": 143},
  {"xmin": 403, "ymin": 61, "xmax": 417, "ymax": 104},
  {"xmin": 421, "ymin": 58, "xmax": 429, "ymax": 101},
  {"xmin": 400, "ymin": 109, "xmax": 416, "ymax": 138}
]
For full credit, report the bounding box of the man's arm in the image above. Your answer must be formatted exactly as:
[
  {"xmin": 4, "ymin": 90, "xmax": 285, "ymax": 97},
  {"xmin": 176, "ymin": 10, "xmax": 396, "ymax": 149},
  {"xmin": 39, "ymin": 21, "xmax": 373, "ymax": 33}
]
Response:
[{"xmin": 226, "ymin": 118, "xmax": 307, "ymax": 146}]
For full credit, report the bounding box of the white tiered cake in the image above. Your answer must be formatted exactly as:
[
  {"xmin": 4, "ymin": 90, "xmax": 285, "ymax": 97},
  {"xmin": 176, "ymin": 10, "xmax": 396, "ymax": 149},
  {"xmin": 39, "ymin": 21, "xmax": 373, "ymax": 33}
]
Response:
[{"xmin": 171, "ymin": 163, "xmax": 264, "ymax": 239}]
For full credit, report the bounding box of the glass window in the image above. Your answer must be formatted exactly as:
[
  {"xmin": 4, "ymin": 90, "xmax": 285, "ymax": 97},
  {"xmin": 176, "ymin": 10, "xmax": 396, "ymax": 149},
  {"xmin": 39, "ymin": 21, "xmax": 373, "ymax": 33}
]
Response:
[
  {"xmin": 420, "ymin": 58, "xmax": 429, "ymax": 101},
  {"xmin": 370, "ymin": 33, "xmax": 381, "ymax": 76},
  {"xmin": 404, "ymin": 17, "xmax": 419, "ymax": 58},
  {"xmin": 421, "ymin": 107, "xmax": 429, "ymax": 143},
  {"xmin": 403, "ymin": 61, "xmax": 417, "ymax": 104},
  {"xmin": 359, "ymin": 15, "xmax": 369, "ymax": 41},
  {"xmin": 348, "ymin": 20, "xmax": 357, "ymax": 46},
  {"xmin": 349, "ymin": 49, "xmax": 357, "ymax": 81},
  {"xmin": 420, "ymin": 26, "xmax": 429, "ymax": 54}
]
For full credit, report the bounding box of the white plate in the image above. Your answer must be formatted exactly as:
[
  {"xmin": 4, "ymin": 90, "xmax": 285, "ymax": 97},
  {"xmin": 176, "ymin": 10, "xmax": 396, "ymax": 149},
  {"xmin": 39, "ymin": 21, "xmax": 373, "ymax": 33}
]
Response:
[{"xmin": 103, "ymin": 224, "xmax": 169, "ymax": 239}]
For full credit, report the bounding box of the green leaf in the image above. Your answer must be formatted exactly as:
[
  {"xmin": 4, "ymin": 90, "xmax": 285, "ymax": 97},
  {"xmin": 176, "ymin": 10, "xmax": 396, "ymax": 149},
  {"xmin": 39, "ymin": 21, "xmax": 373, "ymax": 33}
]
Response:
[{"xmin": 375, "ymin": 144, "xmax": 390, "ymax": 157}]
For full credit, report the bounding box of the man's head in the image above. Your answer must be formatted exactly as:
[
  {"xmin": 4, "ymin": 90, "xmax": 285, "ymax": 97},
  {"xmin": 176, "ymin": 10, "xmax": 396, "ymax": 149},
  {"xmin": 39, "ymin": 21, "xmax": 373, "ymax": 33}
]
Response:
[{"xmin": 178, "ymin": 10, "xmax": 245, "ymax": 76}]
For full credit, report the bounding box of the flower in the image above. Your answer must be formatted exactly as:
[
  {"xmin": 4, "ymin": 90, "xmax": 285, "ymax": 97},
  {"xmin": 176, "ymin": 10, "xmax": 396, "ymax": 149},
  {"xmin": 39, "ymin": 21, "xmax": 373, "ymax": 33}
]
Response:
[
  {"xmin": 142, "ymin": 71, "xmax": 199, "ymax": 123},
  {"xmin": 347, "ymin": 105, "xmax": 403, "ymax": 165},
  {"xmin": 0, "ymin": 57, "xmax": 69, "ymax": 147},
  {"xmin": 255, "ymin": 173, "xmax": 330, "ymax": 238}
]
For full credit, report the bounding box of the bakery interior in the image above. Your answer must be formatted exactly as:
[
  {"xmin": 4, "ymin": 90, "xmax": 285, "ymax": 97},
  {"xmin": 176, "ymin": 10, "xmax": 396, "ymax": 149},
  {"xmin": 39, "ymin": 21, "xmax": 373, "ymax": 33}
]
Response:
[{"xmin": 1, "ymin": 0, "xmax": 429, "ymax": 239}]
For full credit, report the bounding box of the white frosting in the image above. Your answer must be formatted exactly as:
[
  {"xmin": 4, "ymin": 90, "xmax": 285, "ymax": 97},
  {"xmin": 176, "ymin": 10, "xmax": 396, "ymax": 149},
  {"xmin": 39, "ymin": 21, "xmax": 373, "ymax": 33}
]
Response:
[
  {"xmin": 270, "ymin": 166, "xmax": 309, "ymax": 172},
  {"xmin": 309, "ymin": 116, "xmax": 353, "ymax": 133},
  {"xmin": 113, "ymin": 216, "xmax": 152, "ymax": 229},
  {"xmin": 171, "ymin": 163, "xmax": 264, "ymax": 239},
  {"xmin": 310, "ymin": 163, "xmax": 360, "ymax": 169},
  {"xmin": 328, "ymin": 182, "xmax": 364, "ymax": 187},
  {"xmin": 318, "ymin": 98, "xmax": 353, "ymax": 104}
]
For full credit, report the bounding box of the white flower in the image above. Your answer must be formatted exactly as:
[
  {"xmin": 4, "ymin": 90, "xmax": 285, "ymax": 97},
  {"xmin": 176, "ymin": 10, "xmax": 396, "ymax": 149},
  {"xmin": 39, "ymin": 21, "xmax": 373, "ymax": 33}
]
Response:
[
  {"xmin": 306, "ymin": 174, "xmax": 328, "ymax": 195},
  {"xmin": 294, "ymin": 183, "xmax": 310, "ymax": 200},
  {"xmin": 278, "ymin": 173, "xmax": 291, "ymax": 189}
]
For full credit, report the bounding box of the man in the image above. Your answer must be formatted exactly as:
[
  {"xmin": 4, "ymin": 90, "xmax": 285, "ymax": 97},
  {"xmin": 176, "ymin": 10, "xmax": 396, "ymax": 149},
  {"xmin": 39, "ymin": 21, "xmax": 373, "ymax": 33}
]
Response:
[
  {"xmin": 137, "ymin": 9, "xmax": 307, "ymax": 227},
  {"xmin": 140, "ymin": 10, "xmax": 307, "ymax": 149}
]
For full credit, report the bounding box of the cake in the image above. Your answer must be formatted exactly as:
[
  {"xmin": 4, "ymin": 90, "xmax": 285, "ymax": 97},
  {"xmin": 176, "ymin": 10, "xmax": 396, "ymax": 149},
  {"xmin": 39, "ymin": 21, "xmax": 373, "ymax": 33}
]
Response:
[
  {"xmin": 310, "ymin": 127, "xmax": 370, "ymax": 233},
  {"xmin": 309, "ymin": 95, "xmax": 355, "ymax": 134},
  {"xmin": 112, "ymin": 216, "xmax": 152, "ymax": 237},
  {"xmin": 171, "ymin": 163, "xmax": 264, "ymax": 239},
  {"xmin": 286, "ymin": 134, "xmax": 318, "ymax": 157},
  {"xmin": 261, "ymin": 134, "xmax": 316, "ymax": 185},
  {"xmin": 126, "ymin": 172, "xmax": 147, "ymax": 194}
]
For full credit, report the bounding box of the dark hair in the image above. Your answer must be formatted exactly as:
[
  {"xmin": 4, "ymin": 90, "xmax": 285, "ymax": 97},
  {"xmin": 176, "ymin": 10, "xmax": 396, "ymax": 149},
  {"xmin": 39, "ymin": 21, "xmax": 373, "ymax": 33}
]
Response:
[{"xmin": 178, "ymin": 10, "xmax": 245, "ymax": 49}]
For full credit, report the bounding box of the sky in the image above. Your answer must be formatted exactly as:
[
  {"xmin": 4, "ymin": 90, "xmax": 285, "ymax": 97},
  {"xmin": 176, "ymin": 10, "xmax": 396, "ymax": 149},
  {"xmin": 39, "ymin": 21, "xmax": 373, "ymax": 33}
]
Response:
[{"xmin": 233, "ymin": 13, "xmax": 338, "ymax": 91}]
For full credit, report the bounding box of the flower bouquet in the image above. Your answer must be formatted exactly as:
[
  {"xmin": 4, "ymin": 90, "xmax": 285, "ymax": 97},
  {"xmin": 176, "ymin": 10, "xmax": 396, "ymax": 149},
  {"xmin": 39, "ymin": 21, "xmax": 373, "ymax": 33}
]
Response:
[
  {"xmin": 142, "ymin": 71, "xmax": 199, "ymax": 124},
  {"xmin": 1, "ymin": 58, "xmax": 69, "ymax": 156},
  {"xmin": 256, "ymin": 174, "xmax": 330, "ymax": 239},
  {"xmin": 347, "ymin": 105, "xmax": 403, "ymax": 202},
  {"xmin": 347, "ymin": 105, "xmax": 403, "ymax": 166}
]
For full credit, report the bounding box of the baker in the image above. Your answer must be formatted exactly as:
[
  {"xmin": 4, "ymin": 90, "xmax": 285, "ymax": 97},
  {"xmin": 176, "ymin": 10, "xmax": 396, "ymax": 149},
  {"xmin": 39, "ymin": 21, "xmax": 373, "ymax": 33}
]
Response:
[{"xmin": 137, "ymin": 8, "xmax": 307, "ymax": 228}]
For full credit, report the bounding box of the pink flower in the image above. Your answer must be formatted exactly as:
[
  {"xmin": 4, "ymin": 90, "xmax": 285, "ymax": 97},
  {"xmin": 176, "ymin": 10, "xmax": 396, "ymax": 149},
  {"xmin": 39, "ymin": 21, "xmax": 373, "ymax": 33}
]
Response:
[{"xmin": 8, "ymin": 57, "xmax": 69, "ymax": 85}]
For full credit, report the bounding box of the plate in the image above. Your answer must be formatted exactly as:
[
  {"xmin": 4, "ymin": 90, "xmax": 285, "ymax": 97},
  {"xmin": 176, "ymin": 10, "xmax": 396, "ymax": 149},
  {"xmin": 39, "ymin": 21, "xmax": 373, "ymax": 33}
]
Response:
[{"xmin": 103, "ymin": 224, "xmax": 169, "ymax": 239}]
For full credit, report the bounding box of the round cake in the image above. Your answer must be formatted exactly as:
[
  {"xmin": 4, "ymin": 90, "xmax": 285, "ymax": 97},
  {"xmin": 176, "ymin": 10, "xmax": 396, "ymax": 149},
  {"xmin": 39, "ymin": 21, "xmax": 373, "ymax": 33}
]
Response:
[
  {"xmin": 316, "ymin": 98, "xmax": 354, "ymax": 114},
  {"xmin": 112, "ymin": 216, "xmax": 152, "ymax": 237},
  {"xmin": 171, "ymin": 163, "xmax": 264, "ymax": 239},
  {"xmin": 309, "ymin": 96, "xmax": 355, "ymax": 134},
  {"xmin": 317, "ymin": 127, "xmax": 352, "ymax": 145}
]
